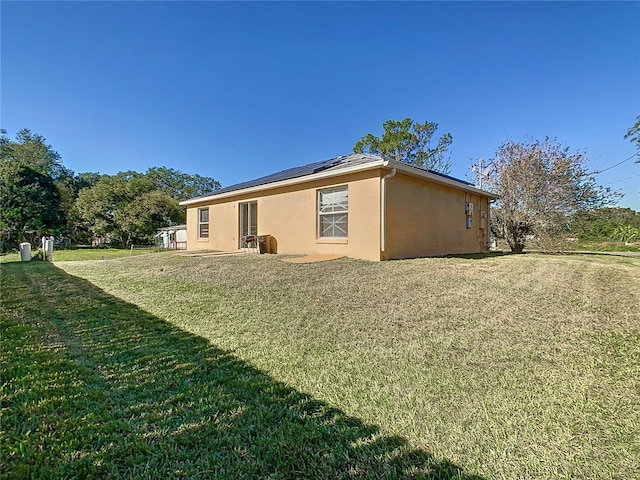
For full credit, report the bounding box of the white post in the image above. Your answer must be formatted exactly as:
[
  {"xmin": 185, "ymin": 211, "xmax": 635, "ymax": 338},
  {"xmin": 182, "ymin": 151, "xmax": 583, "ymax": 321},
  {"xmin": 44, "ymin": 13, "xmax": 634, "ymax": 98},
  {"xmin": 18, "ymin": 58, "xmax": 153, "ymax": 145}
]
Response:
[
  {"xmin": 43, "ymin": 236, "xmax": 54, "ymax": 261},
  {"xmin": 49, "ymin": 236, "xmax": 54, "ymax": 261}
]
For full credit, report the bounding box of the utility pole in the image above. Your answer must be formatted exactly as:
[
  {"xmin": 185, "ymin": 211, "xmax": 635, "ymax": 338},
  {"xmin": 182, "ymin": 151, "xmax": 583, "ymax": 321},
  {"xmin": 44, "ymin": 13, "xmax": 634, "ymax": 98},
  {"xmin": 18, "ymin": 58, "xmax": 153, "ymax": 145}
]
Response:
[{"xmin": 471, "ymin": 159, "xmax": 494, "ymax": 189}]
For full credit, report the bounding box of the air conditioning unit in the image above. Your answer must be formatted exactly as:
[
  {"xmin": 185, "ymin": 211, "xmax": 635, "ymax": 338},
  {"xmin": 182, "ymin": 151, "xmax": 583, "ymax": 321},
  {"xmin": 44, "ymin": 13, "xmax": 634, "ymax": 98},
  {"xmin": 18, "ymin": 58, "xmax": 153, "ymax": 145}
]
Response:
[{"xmin": 465, "ymin": 202, "xmax": 474, "ymax": 215}]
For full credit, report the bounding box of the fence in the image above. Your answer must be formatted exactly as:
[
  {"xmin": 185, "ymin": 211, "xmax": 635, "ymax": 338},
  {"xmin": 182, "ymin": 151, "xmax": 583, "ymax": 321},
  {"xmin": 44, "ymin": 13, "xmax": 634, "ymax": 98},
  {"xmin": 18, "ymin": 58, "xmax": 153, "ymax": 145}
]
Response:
[{"xmin": 155, "ymin": 241, "xmax": 187, "ymax": 251}]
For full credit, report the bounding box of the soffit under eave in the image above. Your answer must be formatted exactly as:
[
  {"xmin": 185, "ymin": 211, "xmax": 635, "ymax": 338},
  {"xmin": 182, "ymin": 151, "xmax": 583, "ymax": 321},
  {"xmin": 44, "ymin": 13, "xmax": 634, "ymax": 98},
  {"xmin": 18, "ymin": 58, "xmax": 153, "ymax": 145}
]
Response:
[{"xmin": 182, "ymin": 166, "xmax": 386, "ymax": 207}]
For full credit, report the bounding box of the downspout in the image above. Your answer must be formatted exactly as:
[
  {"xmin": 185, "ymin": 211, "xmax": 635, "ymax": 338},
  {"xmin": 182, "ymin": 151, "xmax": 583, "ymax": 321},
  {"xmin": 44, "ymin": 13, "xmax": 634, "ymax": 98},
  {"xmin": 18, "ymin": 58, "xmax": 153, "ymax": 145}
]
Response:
[
  {"xmin": 380, "ymin": 167, "xmax": 397, "ymax": 256},
  {"xmin": 487, "ymin": 198, "xmax": 495, "ymax": 250}
]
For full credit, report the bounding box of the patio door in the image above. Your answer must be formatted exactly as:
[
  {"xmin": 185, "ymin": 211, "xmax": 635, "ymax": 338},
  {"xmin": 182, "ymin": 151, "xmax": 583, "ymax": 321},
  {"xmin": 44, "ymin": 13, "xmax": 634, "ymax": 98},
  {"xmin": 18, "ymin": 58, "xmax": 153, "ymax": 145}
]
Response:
[{"xmin": 239, "ymin": 201, "xmax": 258, "ymax": 248}]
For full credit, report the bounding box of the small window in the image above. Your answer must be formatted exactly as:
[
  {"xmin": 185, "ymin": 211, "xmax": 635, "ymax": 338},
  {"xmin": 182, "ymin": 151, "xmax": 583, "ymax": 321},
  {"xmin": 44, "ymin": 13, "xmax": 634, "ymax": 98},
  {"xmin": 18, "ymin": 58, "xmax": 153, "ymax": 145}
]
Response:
[
  {"xmin": 318, "ymin": 186, "xmax": 348, "ymax": 238},
  {"xmin": 198, "ymin": 207, "xmax": 209, "ymax": 238}
]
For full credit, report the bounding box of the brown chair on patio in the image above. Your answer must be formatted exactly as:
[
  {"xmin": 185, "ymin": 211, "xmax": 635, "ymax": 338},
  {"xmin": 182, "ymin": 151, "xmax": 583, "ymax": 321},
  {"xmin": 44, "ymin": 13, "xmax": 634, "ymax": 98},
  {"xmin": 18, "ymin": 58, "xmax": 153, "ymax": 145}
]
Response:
[{"xmin": 241, "ymin": 235, "xmax": 258, "ymax": 254}]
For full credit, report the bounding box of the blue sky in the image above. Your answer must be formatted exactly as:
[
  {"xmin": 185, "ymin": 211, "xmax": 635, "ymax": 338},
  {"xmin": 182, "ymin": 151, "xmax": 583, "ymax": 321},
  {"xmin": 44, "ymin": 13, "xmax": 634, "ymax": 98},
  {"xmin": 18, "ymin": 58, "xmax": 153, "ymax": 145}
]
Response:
[{"xmin": 2, "ymin": 1, "xmax": 639, "ymax": 210}]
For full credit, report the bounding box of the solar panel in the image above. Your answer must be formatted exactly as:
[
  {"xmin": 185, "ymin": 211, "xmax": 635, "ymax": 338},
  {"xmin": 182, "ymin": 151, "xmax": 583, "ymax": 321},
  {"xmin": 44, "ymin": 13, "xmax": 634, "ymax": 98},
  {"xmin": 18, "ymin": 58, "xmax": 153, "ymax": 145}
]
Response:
[
  {"xmin": 188, "ymin": 153, "xmax": 475, "ymax": 201},
  {"xmin": 191, "ymin": 154, "xmax": 380, "ymax": 199}
]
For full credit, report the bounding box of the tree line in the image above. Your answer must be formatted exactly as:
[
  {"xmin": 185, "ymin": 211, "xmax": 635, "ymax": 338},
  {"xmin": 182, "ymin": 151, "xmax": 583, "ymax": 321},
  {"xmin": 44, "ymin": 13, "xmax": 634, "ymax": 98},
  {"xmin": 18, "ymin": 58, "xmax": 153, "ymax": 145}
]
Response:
[
  {"xmin": 2, "ymin": 116, "xmax": 637, "ymax": 254},
  {"xmin": 0, "ymin": 129, "xmax": 220, "ymax": 252}
]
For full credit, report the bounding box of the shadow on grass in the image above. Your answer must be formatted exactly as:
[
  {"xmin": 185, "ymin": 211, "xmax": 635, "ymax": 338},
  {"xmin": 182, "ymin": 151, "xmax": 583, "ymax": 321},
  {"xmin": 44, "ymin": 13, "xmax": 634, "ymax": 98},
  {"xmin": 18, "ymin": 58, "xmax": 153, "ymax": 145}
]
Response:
[{"xmin": 1, "ymin": 262, "xmax": 482, "ymax": 479}]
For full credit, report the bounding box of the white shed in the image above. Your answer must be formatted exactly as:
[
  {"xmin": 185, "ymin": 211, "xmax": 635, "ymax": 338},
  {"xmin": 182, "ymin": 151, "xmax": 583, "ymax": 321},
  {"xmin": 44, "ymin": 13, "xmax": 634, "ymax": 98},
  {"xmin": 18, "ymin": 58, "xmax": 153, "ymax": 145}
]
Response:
[{"xmin": 155, "ymin": 225, "xmax": 187, "ymax": 250}]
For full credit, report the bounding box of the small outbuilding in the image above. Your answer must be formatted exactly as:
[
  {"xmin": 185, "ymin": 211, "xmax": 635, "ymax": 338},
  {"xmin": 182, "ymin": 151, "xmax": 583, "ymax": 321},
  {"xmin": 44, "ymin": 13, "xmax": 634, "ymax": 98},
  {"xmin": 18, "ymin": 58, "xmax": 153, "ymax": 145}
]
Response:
[
  {"xmin": 179, "ymin": 154, "xmax": 498, "ymax": 261},
  {"xmin": 155, "ymin": 224, "xmax": 187, "ymax": 250}
]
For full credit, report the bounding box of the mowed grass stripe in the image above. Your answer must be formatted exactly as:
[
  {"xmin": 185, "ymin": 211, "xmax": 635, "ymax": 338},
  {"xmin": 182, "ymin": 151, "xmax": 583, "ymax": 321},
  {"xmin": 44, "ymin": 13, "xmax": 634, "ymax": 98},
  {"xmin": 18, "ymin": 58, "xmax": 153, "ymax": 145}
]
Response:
[{"xmin": 1, "ymin": 261, "xmax": 473, "ymax": 479}]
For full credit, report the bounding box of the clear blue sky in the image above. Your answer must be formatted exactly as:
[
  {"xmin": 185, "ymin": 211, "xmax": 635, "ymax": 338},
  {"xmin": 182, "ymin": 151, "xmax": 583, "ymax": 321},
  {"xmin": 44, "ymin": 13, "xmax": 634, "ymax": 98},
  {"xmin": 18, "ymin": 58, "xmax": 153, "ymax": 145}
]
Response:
[{"xmin": 2, "ymin": 1, "xmax": 639, "ymax": 210}]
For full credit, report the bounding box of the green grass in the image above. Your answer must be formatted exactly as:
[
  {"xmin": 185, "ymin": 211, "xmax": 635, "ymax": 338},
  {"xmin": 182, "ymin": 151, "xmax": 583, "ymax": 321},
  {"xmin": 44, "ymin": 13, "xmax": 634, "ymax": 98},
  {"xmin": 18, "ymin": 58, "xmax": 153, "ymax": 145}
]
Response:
[
  {"xmin": 2, "ymin": 253, "xmax": 639, "ymax": 479},
  {"xmin": 0, "ymin": 248, "xmax": 156, "ymax": 263},
  {"xmin": 493, "ymin": 238, "xmax": 640, "ymax": 253},
  {"xmin": 567, "ymin": 241, "xmax": 640, "ymax": 253}
]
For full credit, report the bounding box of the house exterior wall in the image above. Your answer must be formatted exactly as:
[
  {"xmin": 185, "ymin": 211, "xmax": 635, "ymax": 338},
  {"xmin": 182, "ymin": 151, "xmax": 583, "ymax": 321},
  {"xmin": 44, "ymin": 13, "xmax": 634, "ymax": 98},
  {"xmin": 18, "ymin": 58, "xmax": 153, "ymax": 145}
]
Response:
[
  {"xmin": 185, "ymin": 170, "xmax": 383, "ymax": 261},
  {"xmin": 382, "ymin": 173, "xmax": 490, "ymax": 259}
]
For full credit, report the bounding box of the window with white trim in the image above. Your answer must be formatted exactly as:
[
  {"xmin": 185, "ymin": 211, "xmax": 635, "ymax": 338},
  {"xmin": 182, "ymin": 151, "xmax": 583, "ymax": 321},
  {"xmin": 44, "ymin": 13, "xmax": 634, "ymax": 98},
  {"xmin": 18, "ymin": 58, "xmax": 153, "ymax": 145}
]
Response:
[
  {"xmin": 198, "ymin": 207, "xmax": 209, "ymax": 238},
  {"xmin": 318, "ymin": 186, "xmax": 348, "ymax": 238}
]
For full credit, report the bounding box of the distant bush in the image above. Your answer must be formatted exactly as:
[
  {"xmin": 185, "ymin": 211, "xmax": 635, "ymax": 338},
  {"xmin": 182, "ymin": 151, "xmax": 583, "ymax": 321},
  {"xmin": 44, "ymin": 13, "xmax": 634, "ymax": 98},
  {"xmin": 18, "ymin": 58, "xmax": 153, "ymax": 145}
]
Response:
[
  {"xmin": 571, "ymin": 207, "xmax": 640, "ymax": 242},
  {"xmin": 612, "ymin": 225, "xmax": 640, "ymax": 243}
]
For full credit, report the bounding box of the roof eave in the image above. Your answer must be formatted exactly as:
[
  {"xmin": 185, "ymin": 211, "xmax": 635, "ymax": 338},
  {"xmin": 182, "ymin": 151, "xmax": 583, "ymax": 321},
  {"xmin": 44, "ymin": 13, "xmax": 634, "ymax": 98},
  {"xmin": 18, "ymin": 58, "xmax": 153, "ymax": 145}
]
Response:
[
  {"xmin": 179, "ymin": 157, "xmax": 498, "ymax": 206},
  {"xmin": 179, "ymin": 158, "xmax": 387, "ymax": 206},
  {"xmin": 385, "ymin": 160, "xmax": 499, "ymax": 198}
]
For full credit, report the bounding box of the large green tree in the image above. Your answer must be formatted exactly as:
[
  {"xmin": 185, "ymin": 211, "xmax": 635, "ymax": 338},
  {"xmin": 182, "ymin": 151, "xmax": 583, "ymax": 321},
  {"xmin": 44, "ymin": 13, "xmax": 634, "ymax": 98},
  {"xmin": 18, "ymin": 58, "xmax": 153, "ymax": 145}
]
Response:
[
  {"xmin": 73, "ymin": 174, "xmax": 150, "ymax": 247},
  {"xmin": 484, "ymin": 137, "xmax": 616, "ymax": 253},
  {"xmin": 73, "ymin": 168, "xmax": 215, "ymax": 247},
  {"xmin": 0, "ymin": 129, "xmax": 68, "ymax": 250},
  {"xmin": 353, "ymin": 118, "xmax": 453, "ymax": 173},
  {"xmin": 145, "ymin": 167, "xmax": 221, "ymax": 200},
  {"xmin": 1, "ymin": 128, "xmax": 221, "ymax": 249},
  {"xmin": 116, "ymin": 191, "xmax": 183, "ymax": 246},
  {"xmin": 74, "ymin": 176, "xmax": 123, "ymax": 244},
  {"xmin": 0, "ymin": 129, "xmax": 64, "ymax": 177},
  {"xmin": 0, "ymin": 163, "xmax": 63, "ymax": 250}
]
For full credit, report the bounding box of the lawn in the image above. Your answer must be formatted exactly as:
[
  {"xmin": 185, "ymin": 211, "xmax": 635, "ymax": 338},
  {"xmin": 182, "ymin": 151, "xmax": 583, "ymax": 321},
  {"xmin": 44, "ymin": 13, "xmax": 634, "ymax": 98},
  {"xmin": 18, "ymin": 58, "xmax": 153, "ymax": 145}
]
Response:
[
  {"xmin": 0, "ymin": 247, "xmax": 156, "ymax": 263},
  {"xmin": 2, "ymin": 252, "xmax": 639, "ymax": 479},
  {"xmin": 567, "ymin": 241, "xmax": 640, "ymax": 253}
]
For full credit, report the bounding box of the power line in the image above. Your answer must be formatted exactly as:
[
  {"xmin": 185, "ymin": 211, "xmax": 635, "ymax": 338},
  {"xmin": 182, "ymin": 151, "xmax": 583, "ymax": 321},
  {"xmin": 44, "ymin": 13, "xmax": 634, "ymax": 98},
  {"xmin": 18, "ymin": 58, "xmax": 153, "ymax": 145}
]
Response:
[
  {"xmin": 589, "ymin": 152, "xmax": 639, "ymax": 175},
  {"xmin": 471, "ymin": 152, "xmax": 638, "ymax": 183}
]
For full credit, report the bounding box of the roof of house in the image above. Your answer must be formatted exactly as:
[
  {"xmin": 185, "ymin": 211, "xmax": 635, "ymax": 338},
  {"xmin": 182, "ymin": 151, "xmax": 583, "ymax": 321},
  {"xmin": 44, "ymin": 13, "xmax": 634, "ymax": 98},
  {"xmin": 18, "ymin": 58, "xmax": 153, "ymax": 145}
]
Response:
[
  {"xmin": 157, "ymin": 224, "xmax": 187, "ymax": 231},
  {"xmin": 180, "ymin": 153, "xmax": 497, "ymax": 206}
]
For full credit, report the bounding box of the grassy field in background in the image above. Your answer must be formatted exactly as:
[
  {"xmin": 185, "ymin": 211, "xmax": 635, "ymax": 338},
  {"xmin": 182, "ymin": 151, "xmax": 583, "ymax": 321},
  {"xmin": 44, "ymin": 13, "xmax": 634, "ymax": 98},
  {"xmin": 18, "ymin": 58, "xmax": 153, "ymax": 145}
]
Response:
[
  {"xmin": 0, "ymin": 248, "xmax": 156, "ymax": 263},
  {"xmin": 2, "ymin": 252, "xmax": 639, "ymax": 479},
  {"xmin": 491, "ymin": 238, "xmax": 640, "ymax": 253},
  {"xmin": 566, "ymin": 241, "xmax": 640, "ymax": 253}
]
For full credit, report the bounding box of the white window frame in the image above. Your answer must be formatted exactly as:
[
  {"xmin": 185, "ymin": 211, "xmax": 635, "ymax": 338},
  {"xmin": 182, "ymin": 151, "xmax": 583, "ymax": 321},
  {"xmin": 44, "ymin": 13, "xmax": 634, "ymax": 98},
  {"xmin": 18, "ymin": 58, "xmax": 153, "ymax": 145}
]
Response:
[
  {"xmin": 317, "ymin": 186, "xmax": 348, "ymax": 239},
  {"xmin": 198, "ymin": 207, "xmax": 209, "ymax": 239}
]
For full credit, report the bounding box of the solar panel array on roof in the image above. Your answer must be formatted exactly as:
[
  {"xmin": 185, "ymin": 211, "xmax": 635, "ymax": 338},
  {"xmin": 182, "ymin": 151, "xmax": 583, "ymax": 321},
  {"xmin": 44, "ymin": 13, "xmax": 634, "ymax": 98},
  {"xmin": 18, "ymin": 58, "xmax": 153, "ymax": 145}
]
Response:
[
  {"xmin": 187, "ymin": 152, "xmax": 477, "ymax": 201},
  {"xmin": 190, "ymin": 154, "xmax": 383, "ymax": 200}
]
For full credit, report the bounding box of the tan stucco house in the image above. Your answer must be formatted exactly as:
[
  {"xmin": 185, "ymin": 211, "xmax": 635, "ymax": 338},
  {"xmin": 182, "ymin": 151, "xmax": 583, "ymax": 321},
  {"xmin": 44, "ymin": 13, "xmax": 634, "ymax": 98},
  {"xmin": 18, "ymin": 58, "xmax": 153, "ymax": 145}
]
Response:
[{"xmin": 179, "ymin": 154, "xmax": 498, "ymax": 261}]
